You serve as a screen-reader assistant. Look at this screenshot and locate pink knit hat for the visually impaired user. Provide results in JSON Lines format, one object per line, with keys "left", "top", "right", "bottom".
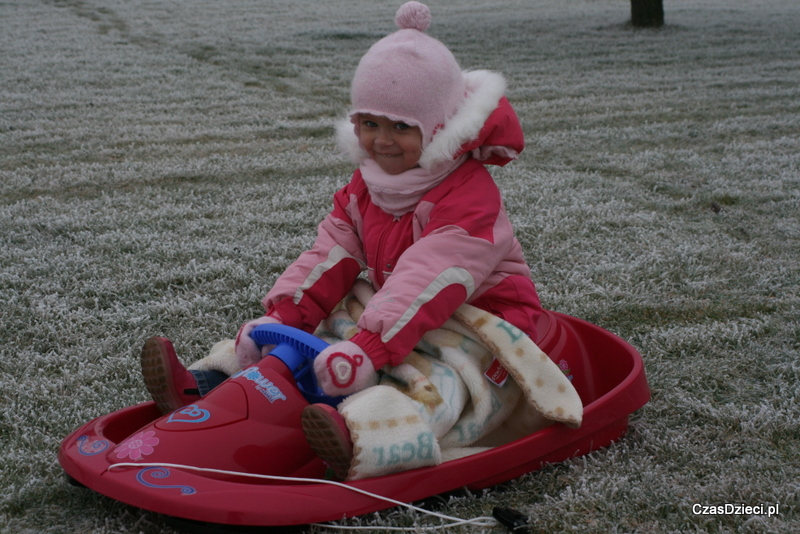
{"left": 350, "top": 2, "right": 465, "bottom": 145}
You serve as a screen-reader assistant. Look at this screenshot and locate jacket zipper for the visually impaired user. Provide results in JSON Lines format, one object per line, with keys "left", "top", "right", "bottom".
{"left": 374, "top": 216, "right": 400, "bottom": 287}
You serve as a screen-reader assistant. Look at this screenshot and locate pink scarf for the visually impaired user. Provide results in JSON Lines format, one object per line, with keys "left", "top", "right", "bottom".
{"left": 360, "top": 155, "right": 467, "bottom": 216}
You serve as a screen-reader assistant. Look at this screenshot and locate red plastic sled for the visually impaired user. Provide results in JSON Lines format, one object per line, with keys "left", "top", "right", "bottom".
{"left": 59, "top": 310, "right": 649, "bottom": 528}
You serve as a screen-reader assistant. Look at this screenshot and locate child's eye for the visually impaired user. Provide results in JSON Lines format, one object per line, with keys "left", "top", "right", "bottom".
{"left": 394, "top": 122, "right": 411, "bottom": 130}
{"left": 363, "top": 120, "right": 378, "bottom": 128}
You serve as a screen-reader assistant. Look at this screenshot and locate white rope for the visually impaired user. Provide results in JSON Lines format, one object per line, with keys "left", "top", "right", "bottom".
{"left": 108, "top": 462, "right": 498, "bottom": 531}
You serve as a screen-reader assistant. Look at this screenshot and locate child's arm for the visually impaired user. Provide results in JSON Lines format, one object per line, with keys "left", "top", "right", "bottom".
{"left": 263, "top": 180, "right": 366, "bottom": 331}
{"left": 354, "top": 168, "right": 527, "bottom": 367}
{"left": 314, "top": 168, "right": 531, "bottom": 396}
{"left": 235, "top": 314, "right": 282, "bottom": 369}
{"left": 233, "top": 179, "right": 367, "bottom": 369}
{"left": 313, "top": 340, "right": 379, "bottom": 395}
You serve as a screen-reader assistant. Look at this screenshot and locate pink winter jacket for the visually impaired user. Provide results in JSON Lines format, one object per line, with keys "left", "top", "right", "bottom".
{"left": 263, "top": 71, "right": 542, "bottom": 368}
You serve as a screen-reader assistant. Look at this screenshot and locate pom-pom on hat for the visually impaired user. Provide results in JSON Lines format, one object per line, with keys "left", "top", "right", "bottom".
{"left": 350, "top": 2, "right": 465, "bottom": 146}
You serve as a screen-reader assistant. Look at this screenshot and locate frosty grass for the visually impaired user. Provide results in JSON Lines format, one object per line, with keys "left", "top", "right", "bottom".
{"left": 1, "top": 0, "right": 798, "bottom": 532}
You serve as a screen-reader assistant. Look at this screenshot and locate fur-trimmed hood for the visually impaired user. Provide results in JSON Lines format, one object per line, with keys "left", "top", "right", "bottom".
{"left": 336, "top": 70, "right": 524, "bottom": 171}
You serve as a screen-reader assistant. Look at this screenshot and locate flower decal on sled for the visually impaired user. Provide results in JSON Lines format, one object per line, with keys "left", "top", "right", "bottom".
{"left": 114, "top": 430, "right": 159, "bottom": 460}
{"left": 558, "top": 359, "right": 574, "bottom": 382}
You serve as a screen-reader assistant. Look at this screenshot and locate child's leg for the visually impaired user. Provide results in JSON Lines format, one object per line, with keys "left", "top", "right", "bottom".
{"left": 141, "top": 338, "right": 238, "bottom": 414}
{"left": 338, "top": 385, "right": 443, "bottom": 480}
{"left": 301, "top": 386, "right": 442, "bottom": 481}
{"left": 187, "top": 339, "right": 241, "bottom": 377}
{"left": 141, "top": 337, "right": 203, "bottom": 414}
{"left": 300, "top": 354, "right": 470, "bottom": 481}
{"left": 301, "top": 404, "right": 354, "bottom": 481}
{"left": 189, "top": 369, "right": 229, "bottom": 396}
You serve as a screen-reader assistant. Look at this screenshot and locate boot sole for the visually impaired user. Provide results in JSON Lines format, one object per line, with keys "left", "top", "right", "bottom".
{"left": 140, "top": 337, "right": 184, "bottom": 415}
{"left": 301, "top": 405, "right": 353, "bottom": 481}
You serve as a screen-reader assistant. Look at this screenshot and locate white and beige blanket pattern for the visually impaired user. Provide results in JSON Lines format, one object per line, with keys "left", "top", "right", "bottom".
{"left": 191, "top": 279, "right": 582, "bottom": 480}
{"left": 315, "top": 280, "right": 582, "bottom": 480}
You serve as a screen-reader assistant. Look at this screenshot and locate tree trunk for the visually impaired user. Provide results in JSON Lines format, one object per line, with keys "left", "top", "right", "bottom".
{"left": 630, "top": 0, "right": 664, "bottom": 27}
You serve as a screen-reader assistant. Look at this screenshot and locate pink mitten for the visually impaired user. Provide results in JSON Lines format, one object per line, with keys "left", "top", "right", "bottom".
{"left": 235, "top": 315, "right": 281, "bottom": 369}
{"left": 314, "top": 341, "right": 379, "bottom": 397}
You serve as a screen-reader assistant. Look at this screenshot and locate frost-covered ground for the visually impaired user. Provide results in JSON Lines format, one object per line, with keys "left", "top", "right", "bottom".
{"left": 1, "top": 0, "right": 799, "bottom": 532}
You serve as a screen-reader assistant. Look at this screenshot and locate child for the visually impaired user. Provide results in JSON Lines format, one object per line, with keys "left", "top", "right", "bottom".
{"left": 142, "top": 1, "right": 562, "bottom": 480}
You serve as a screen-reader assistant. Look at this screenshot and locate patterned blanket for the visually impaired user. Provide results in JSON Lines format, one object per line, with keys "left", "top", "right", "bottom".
{"left": 314, "top": 280, "right": 582, "bottom": 479}
{"left": 192, "top": 279, "right": 583, "bottom": 479}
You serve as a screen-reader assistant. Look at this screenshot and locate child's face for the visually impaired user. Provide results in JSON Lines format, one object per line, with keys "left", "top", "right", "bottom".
{"left": 357, "top": 114, "right": 423, "bottom": 175}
